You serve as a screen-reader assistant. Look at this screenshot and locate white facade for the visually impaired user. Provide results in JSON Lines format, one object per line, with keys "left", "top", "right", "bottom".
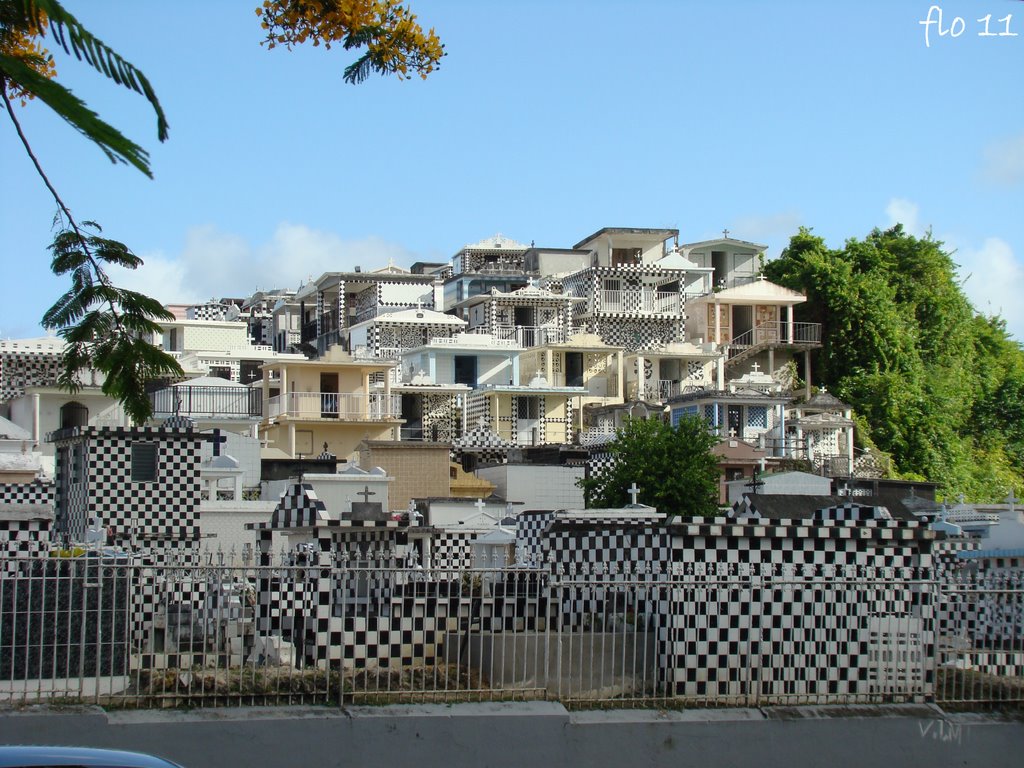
{"left": 476, "top": 464, "right": 585, "bottom": 511}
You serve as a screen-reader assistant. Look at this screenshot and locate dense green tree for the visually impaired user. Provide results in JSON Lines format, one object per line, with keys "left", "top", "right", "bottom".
{"left": 765, "top": 226, "right": 1024, "bottom": 501}
{"left": 577, "top": 416, "right": 720, "bottom": 519}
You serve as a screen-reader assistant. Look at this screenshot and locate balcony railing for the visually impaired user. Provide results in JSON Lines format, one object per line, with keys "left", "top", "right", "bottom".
{"left": 267, "top": 392, "right": 401, "bottom": 421}
{"left": 484, "top": 325, "right": 567, "bottom": 347}
{"left": 729, "top": 321, "right": 822, "bottom": 351}
{"left": 150, "top": 386, "right": 262, "bottom": 419}
{"left": 642, "top": 379, "right": 709, "bottom": 402}
{"left": 598, "top": 290, "right": 681, "bottom": 315}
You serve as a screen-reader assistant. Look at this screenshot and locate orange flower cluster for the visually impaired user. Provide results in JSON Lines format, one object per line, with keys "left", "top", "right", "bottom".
{"left": 0, "top": 10, "right": 57, "bottom": 103}
{"left": 256, "top": 0, "right": 444, "bottom": 81}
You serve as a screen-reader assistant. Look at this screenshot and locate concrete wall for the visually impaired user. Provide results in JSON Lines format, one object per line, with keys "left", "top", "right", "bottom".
{"left": 199, "top": 501, "right": 275, "bottom": 552}
{"left": 477, "top": 464, "right": 584, "bottom": 510}
{"left": 3, "top": 705, "right": 1018, "bottom": 768}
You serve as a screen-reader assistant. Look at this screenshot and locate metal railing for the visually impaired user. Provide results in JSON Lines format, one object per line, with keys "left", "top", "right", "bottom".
{"left": 641, "top": 379, "right": 709, "bottom": 402}
{"left": 598, "top": 290, "right": 681, "bottom": 315}
{"left": 150, "top": 386, "right": 262, "bottom": 419}
{"left": 1, "top": 555, "right": 1019, "bottom": 710}
{"left": 728, "top": 321, "right": 822, "bottom": 352}
{"left": 267, "top": 392, "right": 401, "bottom": 420}
{"left": 482, "top": 326, "right": 568, "bottom": 347}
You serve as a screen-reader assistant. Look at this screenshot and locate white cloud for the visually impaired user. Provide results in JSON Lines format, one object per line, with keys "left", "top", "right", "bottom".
{"left": 108, "top": 223, "right": 421, "bottom": 304}
{"left": 980, "top": 133, "right": 1024, "bottom": 185}
{"left": 885, "top": 198, "right": 922, "bottom": 236}
{"left": 728, "top": 211, "right": 803, "bottom": 242}
{"left": 957, "top": 236, "right": 1024, "bottom": 340}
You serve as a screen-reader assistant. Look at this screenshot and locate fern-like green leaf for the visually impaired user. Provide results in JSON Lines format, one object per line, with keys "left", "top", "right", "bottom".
{"left": 0, "top": 53, "right": 153, "bottom": 175}
{"left": 15, "top": 0, "right": 169, "bottom": 142}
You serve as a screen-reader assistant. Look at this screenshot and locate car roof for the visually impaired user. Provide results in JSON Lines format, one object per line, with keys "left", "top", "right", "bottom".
{"left": 0, "top": 746, "right": 183, "bottom": 768}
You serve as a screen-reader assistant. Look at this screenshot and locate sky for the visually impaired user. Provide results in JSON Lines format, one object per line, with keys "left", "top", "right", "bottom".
{"left": 2, "top": 0, "right": 1023, "bottom": 340}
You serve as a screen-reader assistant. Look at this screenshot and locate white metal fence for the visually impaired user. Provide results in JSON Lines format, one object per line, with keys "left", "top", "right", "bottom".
{"left": 0, "top": 554, "right": 1020, "bottom": 710}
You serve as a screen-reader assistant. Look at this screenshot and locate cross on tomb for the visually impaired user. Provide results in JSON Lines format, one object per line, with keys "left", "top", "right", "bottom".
{"left": 358, "top": 485, "right": 376, "bottom": 503}
{"left": 722, "top": 229, "right": 730, "bottom": 239}
{"left": 526, "top": 276, "right": 535, "bottom": 289}
{"left": 627, "top": 482, "right": 641, "bottom": 505}
{"left": 1005, "top": 489, "right": 1018, "bottom": 513}
{"left": 728, "top": 428, "right": 737, "bottom": 438}
{"left": 750, "top": 362, "right": 761, "bottom": 373}
{"left": 415, "top": 299, "right": 423, "bottom": 311}
{"left": 211, "top": 428, "right": 227, "bottom": 457}
{"left": 474, "top": 497, "right": 487, "bottom": 514}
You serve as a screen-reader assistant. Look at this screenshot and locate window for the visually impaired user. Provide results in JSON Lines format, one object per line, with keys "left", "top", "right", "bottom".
{"left": 240, "top": 360, "right": 261, "bottom": 384}
{"left": 60, "top": 401, "right": 89, "bottom": 430}
{"left": 565, "top": 352, "right": 584, "bottom": 387}
{"left": 747, "top": 406, "right": 768, "bottom": 429}
{"left": 516, "top": 397, "right": 540, "bottom": 420}
{"left": 131, "top": 443, "right": 158, "bottom": 482}
{"left": 454, "top": 355, "right": 478, "bottom": 387}
{"left": 611, "top": 248, "right": 641, "bottom": 267}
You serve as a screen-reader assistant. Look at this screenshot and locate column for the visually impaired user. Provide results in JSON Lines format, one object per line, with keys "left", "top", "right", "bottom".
{"left": 787, "top": 305, "right": 794, "bottom": 343}
{"left": 288, "top": 423, "right": 296, "bottom": 458}
{"left": 804, "top": 350, "right": 812, "bottom": 399}
{"left": 636, "top": 353, "right": 645, "bottom": 400}
{"left": 846, "top": 410, "right": 855, "bottom": 476}
{"left": 714, "top": 301, "right": 721, "bottom": 345}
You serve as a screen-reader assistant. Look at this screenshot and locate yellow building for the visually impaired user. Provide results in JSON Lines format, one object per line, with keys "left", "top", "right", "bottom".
{"left": 260, "top": 347, "right": 402, "bottom": 461}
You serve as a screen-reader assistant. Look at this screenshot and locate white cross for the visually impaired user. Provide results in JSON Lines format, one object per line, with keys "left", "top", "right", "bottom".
{"left": 751, "top": 362, "right": 761, "bottom": 373}
{"left": 526, "top": 276, "right": 535, "bottom": 288}
{"left": 1006, "top": 489, "right": 1018, "bottom": 512}
{"left": 627, "top": 482, "right": 641, "bottom": 505}
{"left": 415, "top": 299, "right": 423, "bottom": 311}
{"left": 728, "top": 428, "right": 737, "bottom": 438}
{"left": 474, "top": 498, "right": 487, "bottom": 514}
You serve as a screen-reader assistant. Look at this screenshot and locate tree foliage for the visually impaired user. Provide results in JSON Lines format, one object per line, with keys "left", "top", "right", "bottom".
{"left": 1, "top": 0, "right": 168, "bottom": 176}
{"left": 3, "top": 0, "right": 442, "bottom": 424}
{"left": 42, "top": 222, "right": 183, "bottom": 424}
{"left": 257, "top": 0, "right": 444, "bottom": 84}
{"left": 765, "top": 226, "right": 1024, "bottom": 501}
{"left": 578, "top": 417, "right": 721, "bottom": 520}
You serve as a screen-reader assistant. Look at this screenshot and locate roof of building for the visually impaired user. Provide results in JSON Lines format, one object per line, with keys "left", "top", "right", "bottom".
{"left": 737, "top": 493, "right": 918, "bottom": 521}
{"left": 460, "top": 233, "right": 531, "bottom": 252}
{"left": 0, "top": 415, "right": 31, "bottom": 441}
{"left": 689, "top": 279, "right": 807, "bottom": 304}
{"left": 681, "top": 236, "right": 768, "bottom": 251}
{"left": 363, "top": 307, "right": 466, "bottom": 326}
{"left": 800, "top": 389, "right": 852, "bottom": 411}
{"left": 573, "top": 227, "right": 679, "bottom": 250}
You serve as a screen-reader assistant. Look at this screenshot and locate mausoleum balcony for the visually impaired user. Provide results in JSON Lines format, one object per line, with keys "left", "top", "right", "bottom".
{"left": 267, "top": 391, "right": 402, "bottom": 422}
{"left": 150, "top": 385, "right": 263, "bottom": 419}
{"left": 597, "top": 290, "right": 681, "bottom": 315}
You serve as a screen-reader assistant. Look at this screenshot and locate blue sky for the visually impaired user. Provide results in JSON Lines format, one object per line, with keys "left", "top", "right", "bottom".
{"left": 2, "top": 0, "right": 1023, "bottom": 339}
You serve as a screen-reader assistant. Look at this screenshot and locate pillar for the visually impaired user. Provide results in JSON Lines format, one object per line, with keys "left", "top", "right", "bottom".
{"left": 846, "top": 410, "right": 855, "bottom": 476}
{"left": 804, "top": 350, "right": 812, "bottom": 399}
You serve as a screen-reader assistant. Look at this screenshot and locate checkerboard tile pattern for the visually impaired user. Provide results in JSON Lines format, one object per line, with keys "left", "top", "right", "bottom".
{"left": 0, "top": 520, "right": 52, "bottom": 572}
{"left": 50, "top": 426, "right": 203, "bottom": 546}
